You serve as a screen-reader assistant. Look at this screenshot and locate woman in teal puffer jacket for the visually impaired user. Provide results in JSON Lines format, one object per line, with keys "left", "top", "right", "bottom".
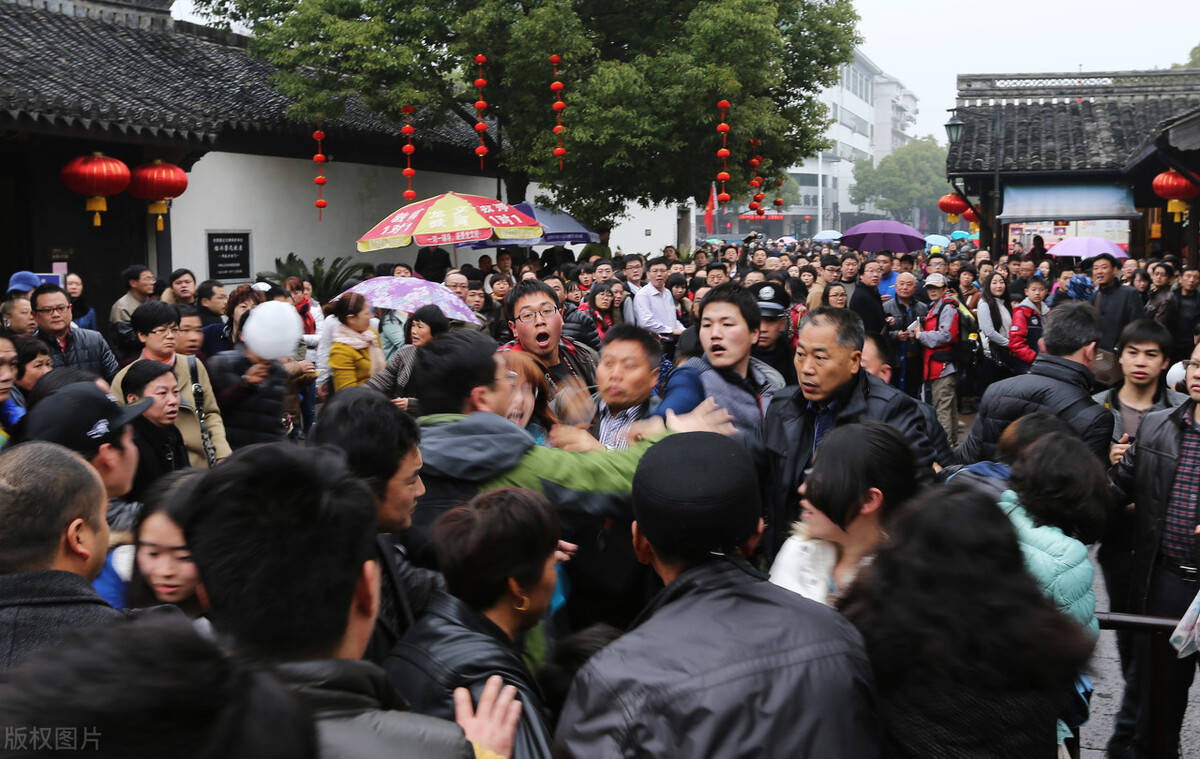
{"left": 1002, "top": 430, "right": 1110, "bottom": 748}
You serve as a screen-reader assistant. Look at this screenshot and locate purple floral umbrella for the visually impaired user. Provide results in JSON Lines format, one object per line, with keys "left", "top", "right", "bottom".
{"left": 333, "top": 276, "right": 482, "bottom": 324}
{"left": 840, "top": 220, "right": 925, "bottom": 253}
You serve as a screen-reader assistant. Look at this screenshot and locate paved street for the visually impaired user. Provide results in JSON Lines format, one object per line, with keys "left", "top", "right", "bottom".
{"left": 1082, "top": 550, "right": 1200, "bottom": 757}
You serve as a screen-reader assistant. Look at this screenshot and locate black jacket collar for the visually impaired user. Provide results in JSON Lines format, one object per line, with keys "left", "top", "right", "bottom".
{"left": 631, "top": 556, "right": 765, "bottom": 630}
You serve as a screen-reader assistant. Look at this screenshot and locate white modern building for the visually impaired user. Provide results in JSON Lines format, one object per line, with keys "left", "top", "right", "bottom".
{"left": 786, "top": 49, "right": 918, "bottom": 237}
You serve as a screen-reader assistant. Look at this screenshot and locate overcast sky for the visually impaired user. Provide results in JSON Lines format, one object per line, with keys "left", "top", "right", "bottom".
{"left": 852, "top": 0, "right": 1200, "bottom": 141}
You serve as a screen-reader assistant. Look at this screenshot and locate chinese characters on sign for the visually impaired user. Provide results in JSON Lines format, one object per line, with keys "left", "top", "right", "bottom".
{"left": 206, "top": 232, "right": 251, "bottom": 280}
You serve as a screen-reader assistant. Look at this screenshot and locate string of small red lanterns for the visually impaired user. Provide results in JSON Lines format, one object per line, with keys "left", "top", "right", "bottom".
{"left": 312, "top": 125, "right": 327, "bottom": 220}
{"left": 715, "top": 100, "right": 731, "bottom": 207}
{"left": 401, "top": 105, "right": 417, "bottom": 201}
{"left": 550, "top": 55, "right": 566, "bottom": 170}
{"left": 773, "top": 178, "right": 784, "bottom": 210}
{"left": 748, "top": 140, "right": 765, "bottom": 216}
{"left": 473, "top": 55, "right": 489, "bottom": 170}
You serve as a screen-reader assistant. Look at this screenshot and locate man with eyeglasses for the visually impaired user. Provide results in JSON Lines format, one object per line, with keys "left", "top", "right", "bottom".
{"left": 500, "top": 280, "right": 598, "bottom": 408}
{"left": 109, "top": 301, "right": 231, "bottom": 468}
{"left": 30, "top": 283, "right": 117, "bottom": 381}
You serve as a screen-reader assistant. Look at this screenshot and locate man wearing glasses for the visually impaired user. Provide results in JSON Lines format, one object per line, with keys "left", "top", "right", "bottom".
{"left": 500, "top": 280, "right": 598, "bottom": 408}
{"left": 109, "top": 300, "right": 231, "bottom": 468}
{"left": 30, "top": 283, "right": 118, "bottom": 381}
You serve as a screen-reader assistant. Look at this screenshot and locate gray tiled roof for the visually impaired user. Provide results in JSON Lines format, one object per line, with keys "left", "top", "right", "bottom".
{"left": 0, "top": 2, "right": 485, "bottom": 149}
{"left": 946, "top": 71, "right": 1200, "bottom": 175}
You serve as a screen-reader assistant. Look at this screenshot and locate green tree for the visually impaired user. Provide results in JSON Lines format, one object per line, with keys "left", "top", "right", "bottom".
{"left": 194, "top": 0, "right": 859, "bottom": 228}
{"left": 256, "top": 252, "right": 374, "bottom": 303}
{"left": 1173, "top": 43, "right": 1200, "bottom": 68}
{"left": 850, "top": 136, "right": 948, "bottom": 224}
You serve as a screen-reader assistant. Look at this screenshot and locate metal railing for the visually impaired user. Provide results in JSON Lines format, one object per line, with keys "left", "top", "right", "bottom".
{"left": 1095, "top": 612, "right": 1181, "bottom": 759}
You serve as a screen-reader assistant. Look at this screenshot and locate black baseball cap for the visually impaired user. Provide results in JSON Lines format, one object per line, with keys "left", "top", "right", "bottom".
{"left": 24, "top": 383, "right": 150, "bottom": 456}
{"left": 747, "top": 281, "right": 789, "bottom": 318}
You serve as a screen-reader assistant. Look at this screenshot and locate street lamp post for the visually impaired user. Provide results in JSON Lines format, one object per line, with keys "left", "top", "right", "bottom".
{"left": 945, "top": 107, "right": 1003, "bottom": 253}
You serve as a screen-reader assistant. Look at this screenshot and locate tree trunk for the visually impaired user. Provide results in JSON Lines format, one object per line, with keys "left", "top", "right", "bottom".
{"left": 503, "top": 171, "right": 530, "bottom": 204}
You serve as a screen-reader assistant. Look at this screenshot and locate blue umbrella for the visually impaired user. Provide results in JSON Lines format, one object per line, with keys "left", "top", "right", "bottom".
{"left": 456, "top": 202, "right": 599, "bottom": 248}
{"left": 925, "top": 234, "right": 950, "bottom": 249}
{"left": 841, "top": 220, "right": 925, "bottom": 253}
{"left": 950, "top": 230, "right": 971, "bottom": 240}
{"left": 812, "top": 229, "right": 842, "bottom": 243}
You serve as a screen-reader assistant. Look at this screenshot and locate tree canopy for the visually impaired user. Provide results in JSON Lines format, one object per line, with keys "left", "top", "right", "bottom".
{"left": 193, "top": 0, "right": 859, "bottom": 227}
{"left": 849, "top": 137, "right": 948, "bottom": 225}
{"left": 1173, "top": 42, "right": 1200, "bottom": 69}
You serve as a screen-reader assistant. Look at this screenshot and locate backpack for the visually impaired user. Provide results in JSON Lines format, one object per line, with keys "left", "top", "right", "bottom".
{"left": 931, "top": 299, "right": 980, "bottom": 369}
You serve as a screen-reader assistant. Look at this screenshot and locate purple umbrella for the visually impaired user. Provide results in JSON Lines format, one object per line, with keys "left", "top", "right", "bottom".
{"left": 1045, "top": 237, "right": 1129, "bottom": 259}
{"left": 840, "top": 220, "right": 925, "bottom": 253}
{"left": 333, "top": 276, "right": 482, "bottom": 324}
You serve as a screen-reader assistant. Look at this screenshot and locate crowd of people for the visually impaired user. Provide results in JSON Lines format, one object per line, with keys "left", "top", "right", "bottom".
{"left": 0, "top": 229, "right": 1197, "bottom": 758}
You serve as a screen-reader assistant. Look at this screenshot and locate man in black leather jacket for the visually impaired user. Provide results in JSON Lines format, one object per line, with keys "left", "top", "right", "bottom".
{"left": 183, "top": 443, "right": 516, "bottom": 759}
{"left": 956, "top": 301, "right": 1112, "bottom": 465}
{"left": 745, "top": 307, "right": 935, "bottom": 560}
{"left": 556, "top": 433, "right": 880, "bottom": 757}
{"left": 1108, "top": 347, "right": 1200, "bottom": 758}
{"left": 311, "top": 388, "right": 445, "bottom": 666}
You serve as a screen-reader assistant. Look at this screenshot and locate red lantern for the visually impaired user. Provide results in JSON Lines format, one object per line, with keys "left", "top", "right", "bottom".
{"left": 716, "top": 171, "right": 730, "bottom": 182}
{"left": 717, "top": 148, "right": 731, "bottom": 159}
{"left": 717, "top": 192, "right": 731, "bottom": 203}
{"left": 403, "top": 190, "right": 417, "bottom": 201}
{"left": 128, "top": 160, "right": 188, "bottom": 232}
{"left": 748, "top": 201, "right": 760, "bottom": 211}
{"left": 315, "top": 198, "right": 328, "bottom": 209}
{"left": 474, "top": 122, "right": 488, "bottom": 133}
{"left": 475, "top": 145, "right": 489, "bottom": 157}
{"left": 553, "top": 147, "right": 567, "bottom": 158}
{"left": 754, "top": 192, "right": 765, "bottom": 202}
{"left": 773, "top": 198, "right": 784, "bottom": 207}
{"left": 309, "top": 125, "right": 329, "bottom": 220}
{"left": 716, "top": 123, "right": 730, "bottom": 134}
{"left": 938, "top": 193, "right": 969, "bottom": 223}
{"left": 61, "top": 153, "right": 130, "bottom": 227}
{"left": 1153, "top": 169, "right": 1200, "bottom": 222}
{"left": 961, "top": 207, "right": 978, "bottom": 223}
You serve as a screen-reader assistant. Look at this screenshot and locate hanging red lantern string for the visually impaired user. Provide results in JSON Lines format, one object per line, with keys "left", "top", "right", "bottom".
{"left": 312, "top": 124, "right": 328, "bottom": 220}
{"left": 473, "top": 55, "right": 489, "bottom": 170}
{"left": 550, "top": 55, "right": 566, "bottom": 171}
{"left": 400, "top": 105, "right": 417, "bottom": 201}
{"left": 715, "top": 100, "right": 731, "bottom": 207}
{"left": 748, "top": 141, "right": 765, "bottom": 215}
{"left": 773, "top": 178, "right": 784, "bottom": 208}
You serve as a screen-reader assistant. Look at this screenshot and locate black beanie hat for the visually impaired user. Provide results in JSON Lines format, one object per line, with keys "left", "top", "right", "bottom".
{"left": 632, "top": 432, "right": 760, "bottom": 559}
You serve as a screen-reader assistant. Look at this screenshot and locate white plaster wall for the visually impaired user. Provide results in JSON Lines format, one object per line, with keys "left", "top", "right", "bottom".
{"left": 169, "top": 152, "right": 501, "bottom": 282}
{"left": 609, "top": 203, "right": 684, "bottom": 258}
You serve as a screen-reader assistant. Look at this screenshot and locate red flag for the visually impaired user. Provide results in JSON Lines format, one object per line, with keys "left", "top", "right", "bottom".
{"left": 704, "top": 183, "right": 716, "bottom": 234}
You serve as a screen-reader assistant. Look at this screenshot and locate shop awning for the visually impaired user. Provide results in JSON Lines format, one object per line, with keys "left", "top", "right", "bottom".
{"left": 997, "top": 184, "right": 1142, "bottom": 223}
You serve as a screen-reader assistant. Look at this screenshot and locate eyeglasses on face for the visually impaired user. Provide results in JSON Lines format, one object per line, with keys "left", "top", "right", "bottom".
{"left": 34, "top": 304, "right": 70, "bottom": 314}
{"left": 514, "top": 306, "right": 558, "bottom": 324}
{"left": 149, "top": 325, "right": 180, "bottom": 336}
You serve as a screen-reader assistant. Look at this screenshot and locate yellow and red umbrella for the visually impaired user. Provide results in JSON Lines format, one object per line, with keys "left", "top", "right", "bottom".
{"left": 357, "top": 192, "right": 542, "bottom": 252}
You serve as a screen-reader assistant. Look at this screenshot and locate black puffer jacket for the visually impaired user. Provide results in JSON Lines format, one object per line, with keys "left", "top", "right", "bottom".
{"left": 554, "top": 557, "right": 880, "bottom": 758}
{"left": 561, "top": 302, "right": 601, "bottom": 352}
{"left": 206, "top": 345, "right": 289, "bottom": 449}
{"left": 955, "top": 354, "right": 1112, "bottom": 465}
{"left": 127, "top": 416, "right": 189, "bottom": 504}
{"left": 273, "top": 658, "right": 472, "bottom": 759}
{"left": 385, "top": 592, "right": 554, "bottom": 759}
{"left": 745, "top": 370, "right": 935, "bottom": 560}
{"left": 38, "top": 326, "right": 119, "bottom": 381}
{"left": 1110, "top": 402, "right": 1196, "bottom": 613}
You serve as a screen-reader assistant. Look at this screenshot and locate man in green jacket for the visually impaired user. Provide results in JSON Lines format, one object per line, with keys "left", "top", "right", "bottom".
{"left": 400, "top": 330, "right": 730, "bottom": 571}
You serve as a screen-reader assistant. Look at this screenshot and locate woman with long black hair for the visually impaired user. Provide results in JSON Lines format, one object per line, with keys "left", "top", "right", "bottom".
{"left": 839, "top": 482, "right": 1094, "bottom": 758}
{"left": 977, "top": 271, "right": 1015, "bottom": 392}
